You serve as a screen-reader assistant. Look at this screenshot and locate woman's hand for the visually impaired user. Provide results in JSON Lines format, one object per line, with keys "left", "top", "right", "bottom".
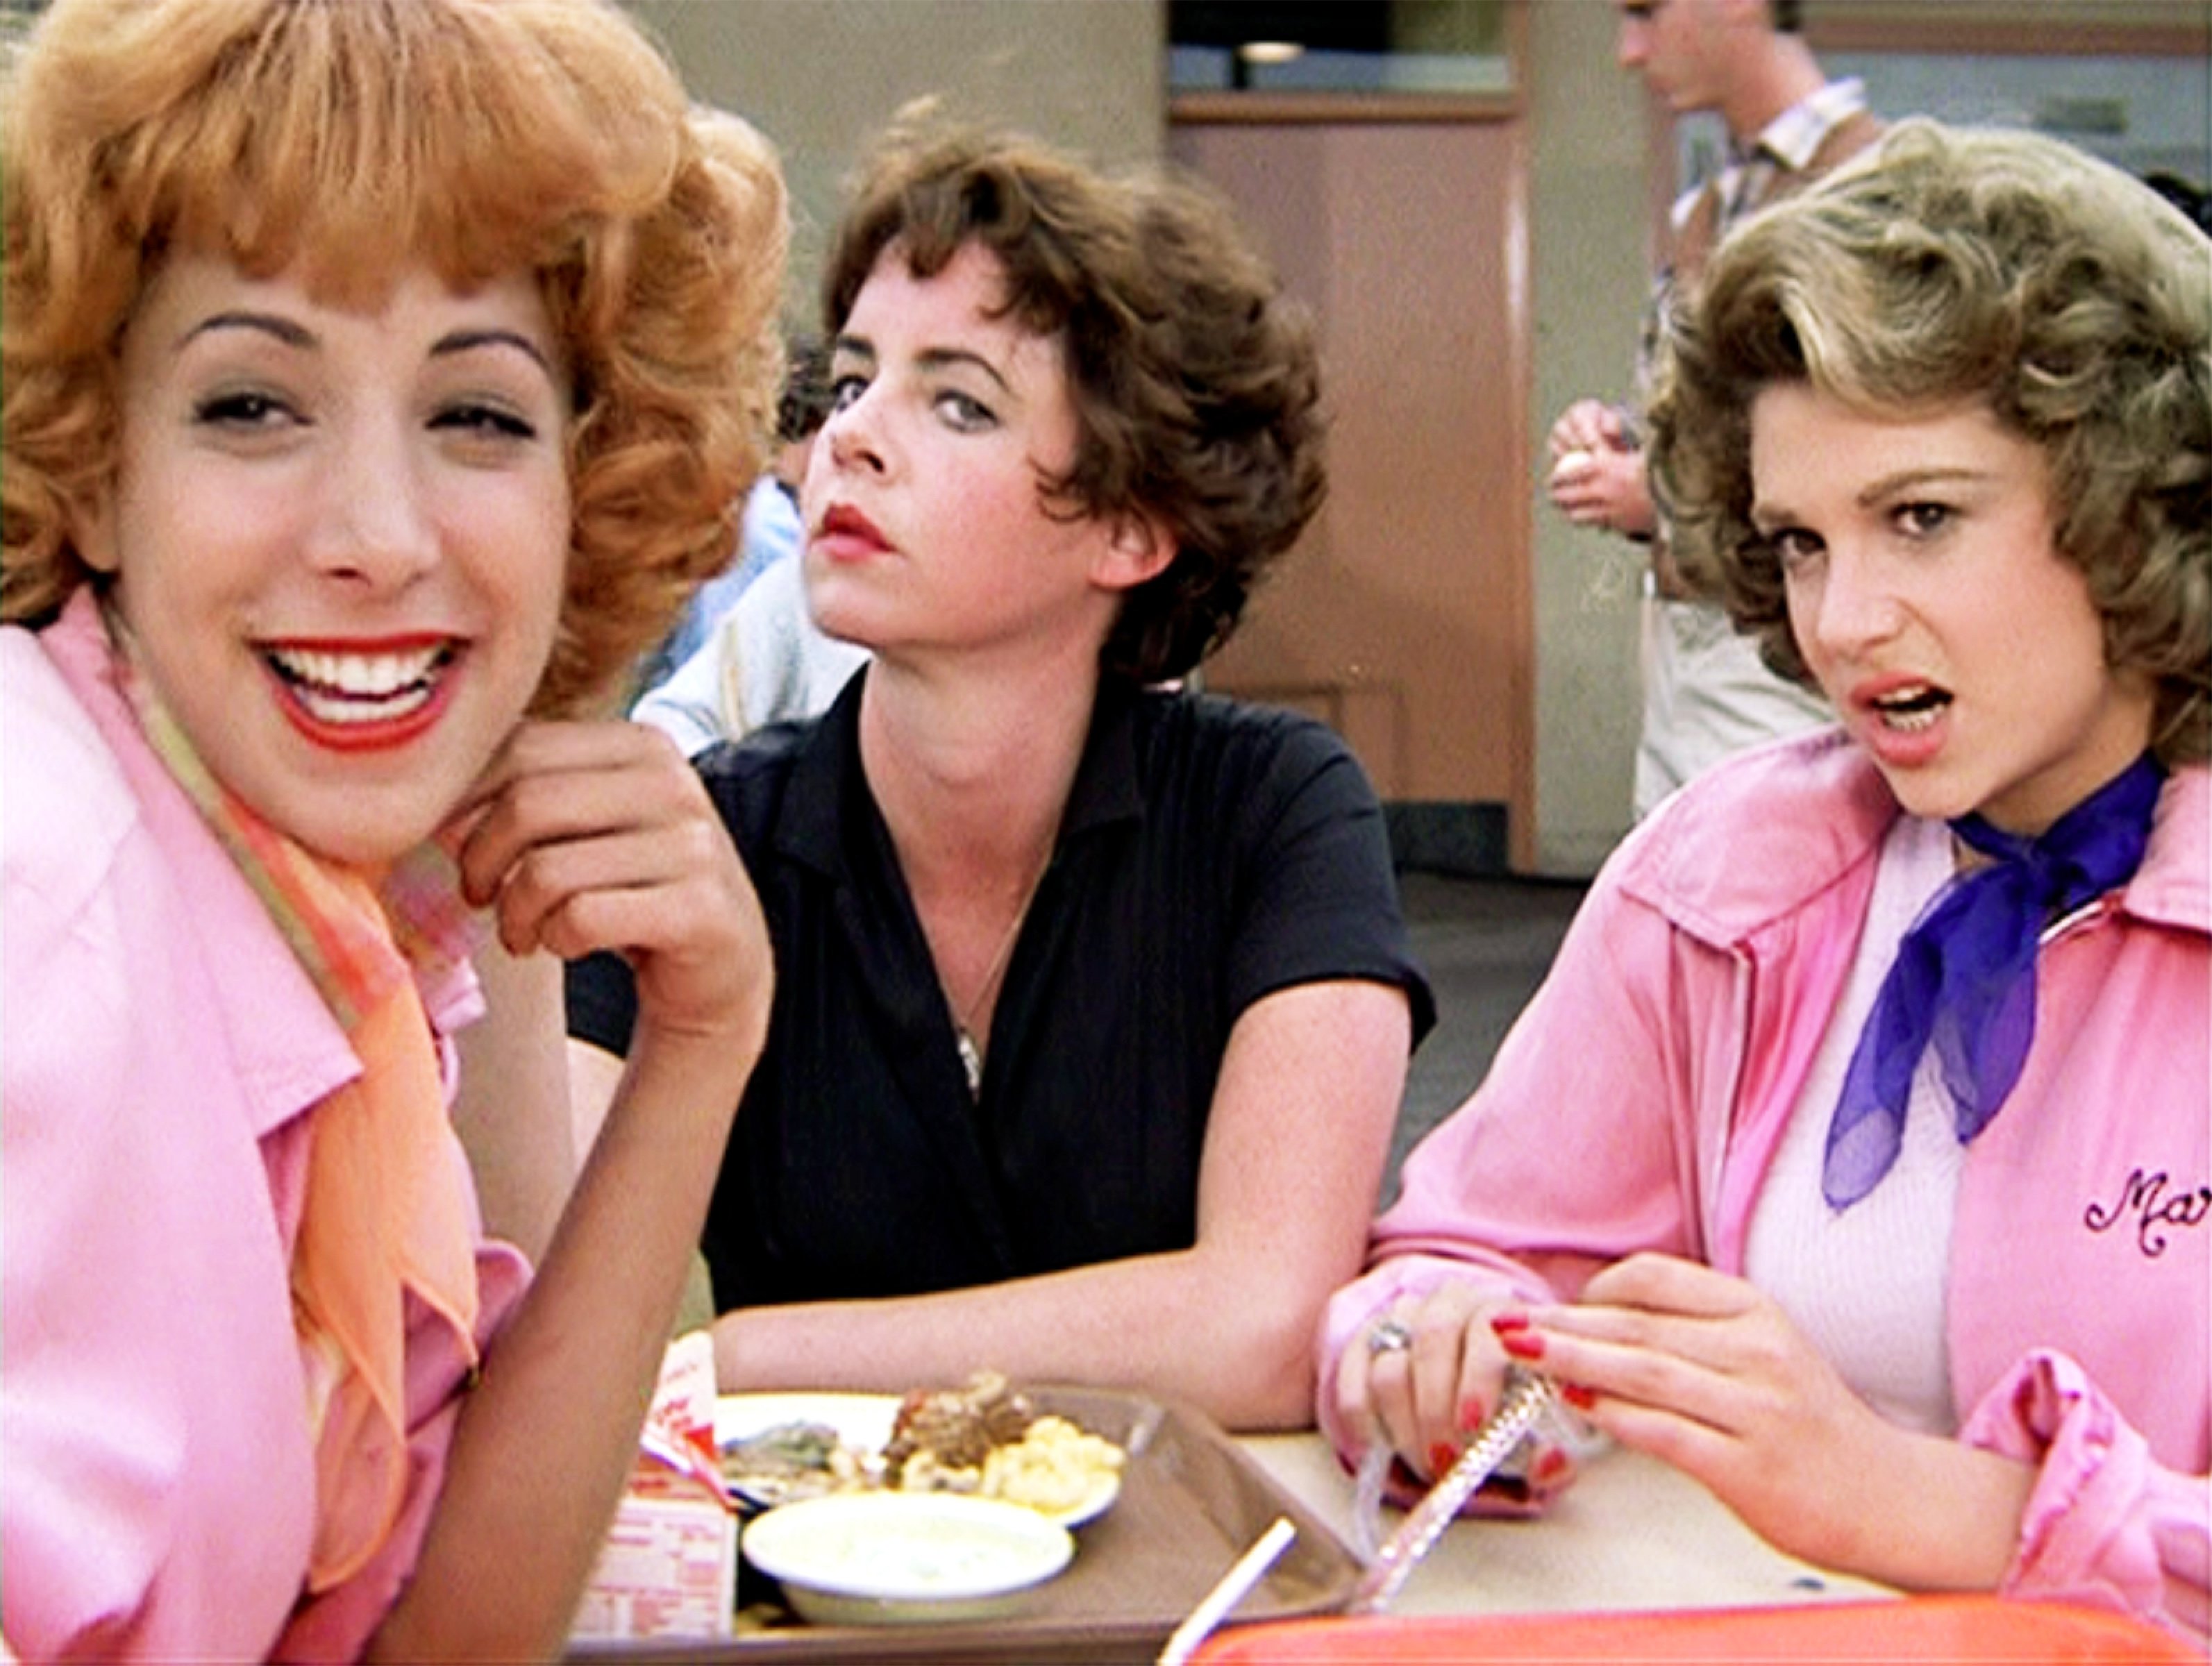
{"left": 445, "top": 719, "right": 771, "bottom": 1063}
{"left": 1497, "top": 1252, "right": 2031, "bottom": 1587}
{"left": 1337, "top": 1281, "right": 1524, "bottom": 1487}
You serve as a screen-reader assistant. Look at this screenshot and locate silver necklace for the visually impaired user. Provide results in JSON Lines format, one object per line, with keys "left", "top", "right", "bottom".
{"left": 948, "top": 882, "right": 1038, "bottom": 1100}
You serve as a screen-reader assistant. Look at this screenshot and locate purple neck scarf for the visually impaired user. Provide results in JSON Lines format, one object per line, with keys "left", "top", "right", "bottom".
{"left": 1823, "top": 754, "right": 2165, "bottom": 1210}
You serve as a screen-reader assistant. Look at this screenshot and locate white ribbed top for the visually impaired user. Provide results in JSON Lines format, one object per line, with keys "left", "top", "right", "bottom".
{"left": 1744, "top": 814, "right": 1964, "bottom": 1436}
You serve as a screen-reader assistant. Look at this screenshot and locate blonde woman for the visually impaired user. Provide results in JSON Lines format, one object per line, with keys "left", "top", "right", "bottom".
{"left": 1326, "top": 123, "right": 2208, "bottom": 1642}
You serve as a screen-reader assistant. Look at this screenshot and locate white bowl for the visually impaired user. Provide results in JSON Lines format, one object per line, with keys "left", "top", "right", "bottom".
{"left": 741, "top": 1490, "right": 1075, "bottom": 1626}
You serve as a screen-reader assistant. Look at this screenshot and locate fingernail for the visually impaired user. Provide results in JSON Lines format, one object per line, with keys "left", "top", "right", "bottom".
{"left": 1561, "top": 1382, "right": 1598, "bottom": 1411}
{"left": 1489, "top": 1311, "right": 1532, "bottom": 1334}
{"left": 1533, "top": 1445, "right": 1572, "bottom": 1484}
{"left": 1497, "top": 1329, "right": 1545, "bottom": 1362}
{"left": 1430, "top": 1442, "right": 1459, "bottom": 1476}
{"left": 1457, "top": 1396, "right": 1488, "bottom": 1435}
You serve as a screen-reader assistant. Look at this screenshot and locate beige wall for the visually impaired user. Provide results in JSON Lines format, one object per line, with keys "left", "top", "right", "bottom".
{"left": 1523, "top": 0, "right": 1650, "bottom": 873}
{"left": 624, "top": 0, "right": 1165, "bottom": 324}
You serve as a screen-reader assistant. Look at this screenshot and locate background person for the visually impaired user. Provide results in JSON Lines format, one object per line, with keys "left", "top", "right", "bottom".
{"left": 632, "top": 333, "right": 836, "bottom": 702}
{"left": 0, "top": 0, "right": 785, "bottom": 1658}
{"left": 1326, "top": 121, "right": 2209, "bottom": 1642}
{"left": 630, "top": 541, "right": 871, "bottom": 754}
{"left": 1546, "top": 0, "right": 1882, "bottom": 818}
{"left": 566, "top": 115, "right": 1433, "bottom": 1431}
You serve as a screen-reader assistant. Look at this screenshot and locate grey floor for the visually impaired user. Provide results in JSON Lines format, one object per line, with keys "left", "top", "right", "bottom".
{"left": 1382, "top": 870, "right": 1588, "bottom": 1206}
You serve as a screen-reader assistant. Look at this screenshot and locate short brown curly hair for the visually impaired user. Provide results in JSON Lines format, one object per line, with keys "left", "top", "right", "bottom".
{"left": 2, "top": 0, "right": 787, "bottom": 717}
{"left": 821, "top": 112, "right": 1325, "bottom": 685}
{"left": 1649, "top": 119, "right": 2211, "bottom": 764}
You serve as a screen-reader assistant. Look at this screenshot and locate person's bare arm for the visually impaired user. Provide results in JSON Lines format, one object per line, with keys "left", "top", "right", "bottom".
{"left": 701, "top": 979, "right": 1410, "bottom": 1431}
{"left": 367, "top": 721, "right": 771, "bottom": 1663}
{"left": 451, "top": 936, "right": 574, "bottom": 1265}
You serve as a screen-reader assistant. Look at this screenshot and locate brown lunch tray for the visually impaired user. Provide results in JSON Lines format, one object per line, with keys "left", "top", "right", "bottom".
{"left": 566, "top": 1384, "right": 1362, "bottom": 1665}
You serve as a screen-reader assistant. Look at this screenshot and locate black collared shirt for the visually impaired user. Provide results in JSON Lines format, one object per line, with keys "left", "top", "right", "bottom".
{"left": 567, "top": 671, "right": 1434, "bottom": 1309}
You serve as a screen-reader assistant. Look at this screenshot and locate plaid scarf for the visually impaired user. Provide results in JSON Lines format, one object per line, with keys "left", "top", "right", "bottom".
{"left": 108, "top": 607, "right": 482, "bottom": 1592}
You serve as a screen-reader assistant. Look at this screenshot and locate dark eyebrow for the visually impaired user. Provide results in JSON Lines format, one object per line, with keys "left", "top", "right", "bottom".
{"left": 834, "top": 332, "right": 1012, "bottom": 396}
{"left": 916, "top": 346, "right": 1012, "bottom": 394}
{"left": 1853, "top": 466, "right": 1988, "bottom": 507}
{"left": 1753, "top": 465, "right": 1993, "bottom": 530}
{"left": 177, "top": 310, "right": 313, "bottom": 352}
{"left": 175, "top": 314, "right": 555, "bottom": 379}
{"left": 433, "top": 328, "right": 557, "bottom": 378}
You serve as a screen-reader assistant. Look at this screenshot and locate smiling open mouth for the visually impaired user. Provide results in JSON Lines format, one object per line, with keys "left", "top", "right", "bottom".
{"left": 263, "top": 642, "right": 455, "bottom": 727}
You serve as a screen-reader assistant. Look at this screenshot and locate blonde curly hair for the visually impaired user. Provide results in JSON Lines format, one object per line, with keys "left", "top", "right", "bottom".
{"left": 1649, "top": 119, "right": 2211, "bottom": 764}
{"left": 2, "top": 0, "right": 788, "bottom": 716}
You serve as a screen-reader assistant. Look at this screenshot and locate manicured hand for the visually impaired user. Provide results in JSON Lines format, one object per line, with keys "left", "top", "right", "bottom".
{"left": 1338, "top": 1281, "right": 1522, "bottom": 1486}
{"left": 1494, "top": 1252, "right": 2029, "bottom": 1585}
{"left": 444, "top": 719, "right": 772, "bottom": 1056}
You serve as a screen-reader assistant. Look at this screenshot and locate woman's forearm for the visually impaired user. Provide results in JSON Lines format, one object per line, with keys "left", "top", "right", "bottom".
{"left": 714, "top": 1238, "right": 1342, "bottom": 1431}
{"left": 372, "top": 1023, "right": 758, "bottom": 1661}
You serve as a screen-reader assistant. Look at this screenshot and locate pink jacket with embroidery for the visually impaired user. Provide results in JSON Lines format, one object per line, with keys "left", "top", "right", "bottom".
{"left": 1, "top": 600, "right": 530, "bottom": 1663}
{"left": 1321, "top": 731, "right": 2210, "bottom": 1643}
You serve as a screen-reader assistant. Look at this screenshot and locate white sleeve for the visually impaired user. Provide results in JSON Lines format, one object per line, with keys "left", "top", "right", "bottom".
{"left": 629, "top": 622, "right": 733, "bottom": 757}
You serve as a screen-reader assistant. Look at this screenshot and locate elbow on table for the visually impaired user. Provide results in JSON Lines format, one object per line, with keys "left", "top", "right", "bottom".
{"left": 1197, "top": 1288, "right": 1330, "bottom": 1433}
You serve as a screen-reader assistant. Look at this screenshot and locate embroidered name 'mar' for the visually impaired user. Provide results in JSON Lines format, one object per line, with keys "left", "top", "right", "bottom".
{"left": 2084, "top": 1168, "right": 2212, "bottom": 1259}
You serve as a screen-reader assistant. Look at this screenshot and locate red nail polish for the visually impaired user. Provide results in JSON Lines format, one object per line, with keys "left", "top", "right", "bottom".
{"left": 1561, "top": 1382, "right": 1598, "bottom": 1411}
{"left": 1489, "top": 1311, "right": 1532, "bottom": 1334}
{"left": 1533, "top": 1445, "right": 1571, "bottom": 1483}
{"left": 1430, "top": 1442, "right": 1459, "bottom": 1476}
{"left": 1497, "top": 1328, "right": 1545, "bottom": 1361}
{"left": 1457, "top": 1396, "right": 1488, "bottom": 1435}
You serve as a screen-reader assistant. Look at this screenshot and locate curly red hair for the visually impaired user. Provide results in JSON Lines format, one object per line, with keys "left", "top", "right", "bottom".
{"left": 2, "top": 0, "right": 787, "bottom": 715}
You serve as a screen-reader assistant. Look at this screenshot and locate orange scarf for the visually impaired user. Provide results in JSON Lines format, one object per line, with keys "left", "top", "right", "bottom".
{"left": 110, "top": 609, "right": 482, "bottom": 1591}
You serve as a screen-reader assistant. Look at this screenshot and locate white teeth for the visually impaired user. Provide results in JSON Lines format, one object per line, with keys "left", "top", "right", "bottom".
{"left": 267, "top": 643, "right": 444, "bottom": 696}
{"left": 290, "top": 681, "right": 435, "bottom": 725}
{"left": 265, "top": 643, "right": 449, "bottom": 725}
{"left": 1868, "top": 684, "right": 1948, "bottom": 733}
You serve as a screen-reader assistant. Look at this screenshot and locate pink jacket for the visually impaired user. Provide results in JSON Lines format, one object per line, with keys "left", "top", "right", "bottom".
{"left": 1321, "top": 731, "right": 2210, "bottom": 1643}
{"left": 1, "top": 600, "right": 529, "bottom": 1664}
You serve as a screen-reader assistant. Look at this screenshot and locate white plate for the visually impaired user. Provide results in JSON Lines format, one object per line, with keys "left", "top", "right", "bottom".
{"left": 741, "top": 1490, "right": 1074, "bottom": 1626}
{"left": 714, "top": 1392, "right": 1121, "bottom": 1526}
{"left": 1029, "top": 1464, "right": 1121, "bottom": 1529}
{"left": 715, "top": 1393, "right": 901, "bottom": 1456}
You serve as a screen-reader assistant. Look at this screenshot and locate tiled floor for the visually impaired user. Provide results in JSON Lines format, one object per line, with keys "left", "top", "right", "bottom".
{"left": 1383, "top": 870, "right": 1588, "bottom": 1205}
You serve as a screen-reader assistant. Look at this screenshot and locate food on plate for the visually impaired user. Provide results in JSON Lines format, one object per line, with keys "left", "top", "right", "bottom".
{"left": 885, "top": 1373, "right": 1124, "bottom": 1515}
{"left": 886, "top": 1371, "right": 1038, "bottom": 1474}
{"left": 977, "top": 1416, "right": 1125, "bottom": 1516}
{"left": 718, "top": 1372, "right": 1124, "bottom": 1522}
{"left": 719, "top": 1419, "right": 873, "bottom": 1504}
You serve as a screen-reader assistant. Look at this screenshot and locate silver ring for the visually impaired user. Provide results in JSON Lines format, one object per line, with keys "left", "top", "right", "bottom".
{"left": 1366, "top": 1318, "right": 1414, "bottom": 1358}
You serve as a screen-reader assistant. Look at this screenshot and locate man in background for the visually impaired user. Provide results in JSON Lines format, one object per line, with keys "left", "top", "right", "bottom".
{"left": 1546, "top": 0, "right": 1882, "bottom": 817}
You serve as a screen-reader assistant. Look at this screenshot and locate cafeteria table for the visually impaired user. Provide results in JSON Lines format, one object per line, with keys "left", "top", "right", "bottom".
{"left": 1234, "top": 1429, "right": 1896, "bottom": 1616}
{"left": 572, "top": 1392, "right": 2201, "bottom": 1663}
{"left": 1209, "top": 1435, "right": 2200, "bottom": 1663}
